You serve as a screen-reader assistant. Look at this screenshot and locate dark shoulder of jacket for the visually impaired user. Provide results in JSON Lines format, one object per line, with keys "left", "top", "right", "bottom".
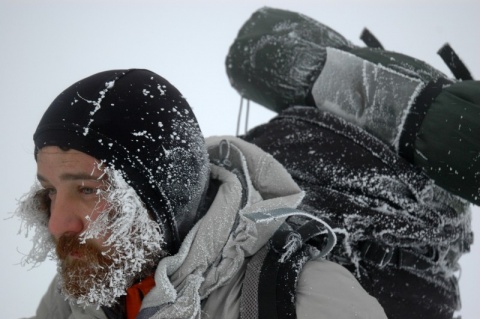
{"left": 102, "top": 297, "right": 127, "bottom": 319}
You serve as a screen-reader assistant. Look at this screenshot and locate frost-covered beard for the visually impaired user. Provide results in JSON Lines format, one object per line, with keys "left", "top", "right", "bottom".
{"left": 16, "top": 168, "right": 166, "bottom": 307}
{"left": 55, "top": 234, "right": 113, "bottom": 300}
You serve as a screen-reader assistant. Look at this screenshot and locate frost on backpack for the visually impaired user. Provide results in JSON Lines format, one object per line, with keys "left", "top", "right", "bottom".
{"left": 226, "top": 7, "right": 475, "bottom": 319}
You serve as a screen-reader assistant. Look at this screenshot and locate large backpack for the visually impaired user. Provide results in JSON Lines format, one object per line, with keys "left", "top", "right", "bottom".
{"left": 226, "top": 8, "right": 475, "bottom": 318}
{"left": 241, "top": 106, "right": 472, "bottom": 319}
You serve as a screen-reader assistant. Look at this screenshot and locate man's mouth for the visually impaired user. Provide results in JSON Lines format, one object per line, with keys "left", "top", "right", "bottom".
{"left": 67, "top": 250, "right": 84, "bottom": 260}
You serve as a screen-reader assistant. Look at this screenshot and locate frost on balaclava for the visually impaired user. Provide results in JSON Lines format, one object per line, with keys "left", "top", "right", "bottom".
{"left": 16, "top": 69, "right": 210, "bottom": 306}
{"left": 33, "top": 69, "right": 210, "bottom": 254}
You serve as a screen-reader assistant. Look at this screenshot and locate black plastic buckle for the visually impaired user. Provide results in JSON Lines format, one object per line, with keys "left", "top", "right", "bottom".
{"left": 360, "top": 241, "right": 395, "bottom": 269}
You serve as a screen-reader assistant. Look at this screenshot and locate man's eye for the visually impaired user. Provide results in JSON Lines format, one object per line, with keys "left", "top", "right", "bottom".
{"left": 80, "top": 187, "right": 96, "bottom": 195}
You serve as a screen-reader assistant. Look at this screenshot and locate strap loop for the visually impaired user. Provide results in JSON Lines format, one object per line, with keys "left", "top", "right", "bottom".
{"left": 437, "top": 43, "right": 473, "bottom": 81}
{"left": 360, "top": 28, "right": 384, "bottom": 49}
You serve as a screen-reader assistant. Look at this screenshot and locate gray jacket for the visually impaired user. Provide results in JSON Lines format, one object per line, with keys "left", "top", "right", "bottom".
{"left": 26, "top": 137, "right": 386, "bottom": 319}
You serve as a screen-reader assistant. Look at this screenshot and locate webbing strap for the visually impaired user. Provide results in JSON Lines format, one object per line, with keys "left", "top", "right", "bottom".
{"left": 360, "top": 28, "right": 384, "bottom": 49}
{"left": 296, "top": 220, "right": 336, "bottom": 258}
{"left": 359, "top": 240, "right": 439, "bottom": 271}
{"left": 243, "top": 207, "right": 303, "bottom": 222}
{"left": 244, "top": 207, "right": 337, "bottom": 256}
{"left": 275, "top": 248, "right": 310, "bottom": 317}
{"left": 438, "top": 43, "right": 473, "bottom": 81}
{"left": 258, "top": 240, "right": 310, "bottom": 319}
{"left": 236, "top": 97, "right": 251, "bottom": 136}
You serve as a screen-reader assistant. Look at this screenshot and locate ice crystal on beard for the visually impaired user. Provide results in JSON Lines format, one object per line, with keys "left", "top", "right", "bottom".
{"left": 15, "top": 167, "right": 166, "bottom": 308}
{"left": 15, "top": 182, "right": 55, "bottom": 267}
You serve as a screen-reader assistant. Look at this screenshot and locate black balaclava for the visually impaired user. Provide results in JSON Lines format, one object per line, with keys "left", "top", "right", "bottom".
{"left": 34, "top": 69, "right": 210, "bottom": 254}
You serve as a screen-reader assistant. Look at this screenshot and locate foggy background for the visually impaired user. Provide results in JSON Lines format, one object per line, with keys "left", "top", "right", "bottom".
{"left": 1, "top": 0, "right": 478, "bottom": 318}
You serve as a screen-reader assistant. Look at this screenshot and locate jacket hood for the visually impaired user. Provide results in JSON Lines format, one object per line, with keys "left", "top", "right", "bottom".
{"left": 138, "top": 136, "right": 305, "bottom": 318}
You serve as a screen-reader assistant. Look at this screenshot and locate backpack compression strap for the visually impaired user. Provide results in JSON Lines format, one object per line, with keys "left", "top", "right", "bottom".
{"left": 360, "top": 28, "right": 384, "bottom": 49}
{"left": 240, "top": 209, "right": 336, "bottom": 319}
{"left": 438, "top": 43, "right": 474, "bottom": 81}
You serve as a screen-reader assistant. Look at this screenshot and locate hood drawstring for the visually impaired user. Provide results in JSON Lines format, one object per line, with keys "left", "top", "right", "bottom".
{"left": 236, "top": 97, "right": 251, "bottom": 136}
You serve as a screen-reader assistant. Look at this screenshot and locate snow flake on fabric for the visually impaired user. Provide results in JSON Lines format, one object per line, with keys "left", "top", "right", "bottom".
{"left": 77, "top": 79, "right": 117, "bottom": 136}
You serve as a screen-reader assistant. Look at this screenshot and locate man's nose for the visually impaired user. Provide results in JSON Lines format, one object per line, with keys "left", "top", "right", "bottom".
{"left": 48, "top": 193, "right": 84, "bottom": 239}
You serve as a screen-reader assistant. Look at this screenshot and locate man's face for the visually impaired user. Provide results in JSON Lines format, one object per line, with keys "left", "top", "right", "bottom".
{"left": 36, "top": 146, "right": 113, "bottom": 298}
{"left": 34, "top": 146, "right": 164, "bottom": 306}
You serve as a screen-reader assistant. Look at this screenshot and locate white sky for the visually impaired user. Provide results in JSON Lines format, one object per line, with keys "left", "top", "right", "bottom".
{"left": 1, "top": 1, "right": 478, "bottom": 318}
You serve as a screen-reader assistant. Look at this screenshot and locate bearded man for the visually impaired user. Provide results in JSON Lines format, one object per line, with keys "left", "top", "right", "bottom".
{"left": 16, "top": 69, "right": 386, "bottom": 319}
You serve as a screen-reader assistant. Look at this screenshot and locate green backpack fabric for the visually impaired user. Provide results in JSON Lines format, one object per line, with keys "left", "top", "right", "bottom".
{"left": 226, "top": 7, "right": 480, "bottom": 205}
{"left": 416, "top": 80, "right": 480, "bottom": 204}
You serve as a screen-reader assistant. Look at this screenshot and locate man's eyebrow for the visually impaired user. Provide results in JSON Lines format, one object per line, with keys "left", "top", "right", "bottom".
{"left": 59, "top": 173, "right": 105, "bottom": 181}
{"left": 36, "top": 173, "right": 105, "bottom": 183}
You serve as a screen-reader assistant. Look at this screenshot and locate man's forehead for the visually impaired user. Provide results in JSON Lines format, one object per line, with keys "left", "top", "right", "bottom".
{"left": 36, "top": 146, "right": 106, "bottom": 177}
{"left": 38, "top": 146, "right": 100, "bottom": 161}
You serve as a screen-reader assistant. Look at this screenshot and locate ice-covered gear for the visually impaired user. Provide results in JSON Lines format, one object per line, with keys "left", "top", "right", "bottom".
{"left": 311, "top": 47, "right": 480, "bottom": 205}
{"left": 226, "top": 6, "right": 480, "bottom": 205}
{"left": 33, "top": 69, "right": 210, "bottom": 253}
{"left": 226, "top": 7, "right": 353, "bottom": 113}
{"left": 243, "top": 106, "right": 473, "bottom": 319}
{"left": 28, "top": 137, "right": 387, "bottom": 319}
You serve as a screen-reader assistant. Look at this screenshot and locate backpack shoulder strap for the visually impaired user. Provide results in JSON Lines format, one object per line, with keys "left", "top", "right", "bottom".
{"left": 240, "top": 223, "right": 310, "bottom": 319}
{"left": 240, "top": 211, "right": 336, "bottom": 319}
